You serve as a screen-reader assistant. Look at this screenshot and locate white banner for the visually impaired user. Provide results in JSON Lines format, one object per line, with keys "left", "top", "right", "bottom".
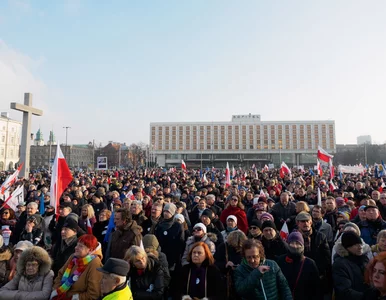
{"left": 338, "top": 165, "right": 365, "bottom": 174}
{"left": 2, "top": 185, "right": 24, "bottom": 211}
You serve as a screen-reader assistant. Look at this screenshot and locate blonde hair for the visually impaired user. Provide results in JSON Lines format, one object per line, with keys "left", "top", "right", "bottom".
{"left": 82, "top": 204, "right": 95, "bottom": 219}
{"left": 124, "top": 245, "right": 147, "bottom": 264}
{"left": 296, "top": 201, "right": 310, "bottom": 213}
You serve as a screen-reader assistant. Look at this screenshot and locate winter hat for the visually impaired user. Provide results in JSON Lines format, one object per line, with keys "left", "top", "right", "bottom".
{"left": 336, "top": 197, "right": 345, "bottom": 206}
{"left": 78, "top": 234, "right": 98, "bottom": 251}
{"left": 287, "top": 231, "right": 304, "bottom": 246}
{"left": 343, "top": 222, "right": 360, "bottom": 236}
{"left": 142, "top": 234, "right": 159, "bottom": 251}
{"left": 15, "top": 240, "right": 33, "bottom": 252}
{"left": 66, "top": 213, "right": 79, "bottom": 223}
{"left": 174, "top": 214, "right": 185, "bottom": 223}
{"left": 259, "top": 212, "right": 274, "bottom": 222}
{"left": 163, "top": 203, "right": 177, "bottom": 216}
{"left": 261, "top": 220, "right": 277, "bottom": 231}
{"left": 227, "top": 215, "right": 237, "bottom": 224}
{"left": 201, "top": 209, "right": 214, "bottom": 221}
{"left": 63, "top": 218, "right": 78, "bottom": 233}
{"left": 337, "top": 211, "right": 350, "bottom": 220}
{"left": 193, "top": 223, "right": 207, "bottom": 234}
{"left": 250, "top": 219, "right": 261, "bottom": 228}
{"left": 341, "top": 231, "right": 362, "bottom": 249}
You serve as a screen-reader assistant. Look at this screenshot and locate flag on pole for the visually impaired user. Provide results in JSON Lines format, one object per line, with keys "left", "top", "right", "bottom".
{"left": 317, "top": 160, "right": 323, "bottom": 176}
{"left": 317, "top": 187, "right": 322, "bottom": 206}
{"left": 1, "top": 184, "right": 24, "bottom": 211}
{"left": 317, "top": 146, "right": 333, "bottom": 163}
{"left": 225, "top": 162, "right": 231, "bottom": 188}
{"left": 263, "top": 165, "right": 269, "bottom": 172}
{"left": 50, "top": 144, "right": 73, "bottom": 220}
{"left": 181, "top": 160, "right": 187, "bottom": 171}
{"left": 329, "top": 159, "right": 334, "bottom": 179}
{"left": 280, "top": 162, "right": 291, "bottom": 179}
{"left": 39, "top": 192, "right": 45, "bottom": 215}
{"left": 280, "top": 222, "right": 289, "bottom": 241}
{"left": 0, "top": 163, "right": 23, "bottom": 195}
{"left": 232, "top": 166, "right": 236, "bottom": 179}
{"left": 86, "top": 218, "right": 93, "bottom": 234}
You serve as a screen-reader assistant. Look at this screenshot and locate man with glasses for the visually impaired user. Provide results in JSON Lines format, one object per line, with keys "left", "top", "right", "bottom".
{"left": 377, "top": 192, "right": 386, "bottom": 220}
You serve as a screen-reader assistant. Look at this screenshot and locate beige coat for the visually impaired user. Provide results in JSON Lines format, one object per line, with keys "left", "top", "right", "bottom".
{"left": 53, "top": 243, "right": 103, "bottom": 300}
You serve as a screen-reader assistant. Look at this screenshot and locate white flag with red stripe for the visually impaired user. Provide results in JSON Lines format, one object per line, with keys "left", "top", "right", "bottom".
{"left": 225, "top": 162, "right": 231, "bottom": 187}
{"left": 317, "top": 160, "right": 323, "bottom": 176}
{"left": 329, "top": 159, "right": 335, "bottom": 179}
{"left": 50, "top": 144, "right": 73, "bottom": 219}
{"left": 1, "top": 184, "right": 24, "bottom": 211}
{"left": 317, "top": 146, "right": 333, "bottom": 163}
{"left": 232, "top": 166, "right": 236, "bottom": 178}
{"left": 280, "top": 222, "right": 289, "bottom": 241}
{"left": 87, "top": 218, "right": 93, "bottom": 234}
{"left": 181, "top": 160, "right": 187, "bottom": 171}
{"left": 280, "top": 162, "right": 291, "bottom": 178}
{"left": 0, "top": 163, "right": 23, "bottom": 195}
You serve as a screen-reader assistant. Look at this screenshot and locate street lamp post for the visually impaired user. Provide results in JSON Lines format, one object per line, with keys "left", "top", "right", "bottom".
{"left": 63, "top": 126, "right": 71, "bottom": 166}
{"left": 279, "top": 140, "right": 282, "bottom": 164}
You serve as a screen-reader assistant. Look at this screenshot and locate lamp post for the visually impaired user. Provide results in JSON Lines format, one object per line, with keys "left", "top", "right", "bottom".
{"left": 63, "top": 126, "right": 71, "bottom": 166}
{"left": 279, "top": 140, "right": 282, "bottom": 164}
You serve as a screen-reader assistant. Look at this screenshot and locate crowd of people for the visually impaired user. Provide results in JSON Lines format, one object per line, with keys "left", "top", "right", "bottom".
{"left": 0, "top": 167, "right": 385, "bottom": 299}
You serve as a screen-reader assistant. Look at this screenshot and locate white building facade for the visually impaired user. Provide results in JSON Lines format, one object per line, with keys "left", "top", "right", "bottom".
{"left": 0, "top": 113, "right": 22, "bottom": 171}
{"left": 150, "top": 114, "right": 336, "bottom": 168}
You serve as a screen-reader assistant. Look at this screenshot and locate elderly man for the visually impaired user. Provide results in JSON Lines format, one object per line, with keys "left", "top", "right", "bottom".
{"left": 271, "top": 192, "right": 296, "bottom": 231}
{"left": 97, "top": 258, "right": 133, "bottom": 299}
{"left": 359, "top": 205, "right": 386, "bottom": 246}
{"left": 13, "top": 202, "right": 41, "bottom": 244}
{"left": 130, "top": 200, "right": 147, "bottom": 226}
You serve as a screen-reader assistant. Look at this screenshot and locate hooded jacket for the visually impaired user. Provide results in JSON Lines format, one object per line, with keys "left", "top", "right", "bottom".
{"left": 53, "top": 243, "right": 103, "bottom": 300}
{"left": 0, "top": 246, "right": 54, "bottom": 300}
{"left": 332, "top": 242, "right": 369, "bottom": 300}
{"left": 181, "top": 234, "right": 216, "bottom": 266}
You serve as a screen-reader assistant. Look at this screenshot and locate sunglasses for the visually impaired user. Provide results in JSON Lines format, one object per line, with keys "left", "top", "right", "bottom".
{"left": 231, "top": 198, "right": 238, "bottom": 202}
{"left": 250, "top": 226, "right": 258, "bottom": 230}
{"left": 193, "top": 227, "right": 202, "bottom": 232}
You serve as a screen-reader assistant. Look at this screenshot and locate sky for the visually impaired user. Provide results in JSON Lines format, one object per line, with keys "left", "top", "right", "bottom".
{"left": 1, "top": 0, "right": 386, "bottom": 146}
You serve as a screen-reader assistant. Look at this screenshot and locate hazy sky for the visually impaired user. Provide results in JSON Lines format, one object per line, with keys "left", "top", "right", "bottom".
{"left": 1, "top": 1, "right": 386, "bottom": 146}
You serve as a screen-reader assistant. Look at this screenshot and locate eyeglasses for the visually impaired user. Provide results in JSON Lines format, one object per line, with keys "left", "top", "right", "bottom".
{"left": 26, "top": 262, "right": 39, "bottom": 268}
{"left": 250, "top": 226, "right": 258, "bottom": 230}
{"left": 246, "top": 255, "right": 260, "bottom": 261}
{"left": 193, "top": 227, "right": 202, "bottom": 232}
{"left": 231, "top": 198, "right": 238, "bottom": 202}
{"left": 2, "top": 212, "right": 9, "bottom": 215}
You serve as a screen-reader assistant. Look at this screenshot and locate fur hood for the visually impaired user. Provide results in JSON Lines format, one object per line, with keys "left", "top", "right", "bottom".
{"left": 0, "top": 247, "right": 12, "bottom": 262}
{"left": 17, "top": 246, "right": 52, "bottom": 276}
{"left": 334, "top": 236, "right": 371, "bottom": 258}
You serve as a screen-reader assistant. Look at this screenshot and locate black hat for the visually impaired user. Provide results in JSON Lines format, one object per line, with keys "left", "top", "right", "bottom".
{"left": 97, "top": 258, "right": 129, "bottom": 276}
{"left": 250, "top": 219, "right": 261, "bottom": 228}
{"left": 341, "top": 231, "right": 362, "bottom": 249}
{"left": 201, "top": 209, "right": 214, "bottom": 221}
{"left": 364, "top": 205, "right": 378, "bottom": 211}
{"left": 63, "top": 193, "right": 73, "bottom": 200}
{"left": 60, "top": 202, "right": 72, "bottom": 210}
{"left": 94, "top": 191, "right": 103, "bottom": 198}
{"left": 63, "top": 218, "right": 78, "bottom": 232}
{"left": 261, "top": 220, "right": 276, "bottom": 231}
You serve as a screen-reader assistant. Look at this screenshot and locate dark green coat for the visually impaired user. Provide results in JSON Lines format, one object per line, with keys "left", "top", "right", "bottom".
{"left": 234, "top": 258, "right": 292, "bottom": 300}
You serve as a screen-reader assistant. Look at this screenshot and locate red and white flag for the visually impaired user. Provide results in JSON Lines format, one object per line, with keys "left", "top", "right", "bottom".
{"left": 86, "top": 218, "right": 93, "bottom": 234}
{"left": 280, "top": 222, "right": 289, "bottom": 241}
{"left": 0, "top": 163, "right": 23, "bottom": 195}
{"left": 225, "top": 162, "right": 231, "bottom": 188}
{"left": 181, "top": 160, "right": 187, "bottom": 171}
{"left": 317, "top": 146, "right": 333, "bottom": 163}
{"left": 329, "top": 159, "right": 335, "bottom": 179}
{"left": 259, "top": 189, "right": 266, "bottom": 199}
{"left": 280, "top": 162, "right": 291, "bottom": 178}
{"left": 232, "top": 166, "right": 236, "bottom": 178}
{"left": 1, "top": 184, "right": 24, "bottom": 211}
{"left": 50, "top": 144, "right": 73, "bottom": 220}
{"left": 329, "top": 180, "right": 337, "bottom": 192}
{"left": 263, "top": 165, "right": 269, "bottom": 172}
{"left": 317, "top": 160, "right": 323, "bottom": 176}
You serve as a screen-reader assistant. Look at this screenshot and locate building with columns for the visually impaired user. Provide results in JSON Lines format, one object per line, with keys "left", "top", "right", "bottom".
{"left": 150, "top": 114, "right": 336, "bottom": 168}
{"left": 0, "top": 112, "right": 22, "bottom": 171}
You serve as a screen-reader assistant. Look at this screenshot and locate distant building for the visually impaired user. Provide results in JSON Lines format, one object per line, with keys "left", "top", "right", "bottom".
{"left": 0, "top": 112, "right": 22, "bottom": 171}
{"left": 95, "top": 142, "right": 131, "bottom": 169}
{"left": 34, "top": 129, "right": 45, "bottom": 146}
{"left": 47, "top": 130, "right": 56, "bottom": 146}
{"left": 30, "top": 144, "right": 93, "bottom": 170}
{"left": 357, "top": 135, "right": 372, "bottom": 145}
{"left": 150, "top": 114, "right": 336, "bottom": 167}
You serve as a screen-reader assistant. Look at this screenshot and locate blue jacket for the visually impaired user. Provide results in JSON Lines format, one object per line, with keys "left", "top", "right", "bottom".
{"left": 234, "top": 258, "right": 292, "bottom": 300}
{"left": 359, "top": 219, "right": 386, "bottom": 246}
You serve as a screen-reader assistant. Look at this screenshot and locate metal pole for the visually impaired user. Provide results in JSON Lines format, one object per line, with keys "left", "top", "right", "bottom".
{"left": 93, "top": 139, "right": 95, "bottom": 170}
{"left": 364, "top": 142, "right": 367, "bottom": 165}
{"left": 118, "top": 144, "right": 121, "bottom": 169}
{"left": 63, "top": 126, "right": 71, "bottom": 166}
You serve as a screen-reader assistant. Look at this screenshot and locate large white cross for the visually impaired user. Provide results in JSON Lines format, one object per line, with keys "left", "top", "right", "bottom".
{"left": 10, "top": 93, "right": 43, "bottom": 177}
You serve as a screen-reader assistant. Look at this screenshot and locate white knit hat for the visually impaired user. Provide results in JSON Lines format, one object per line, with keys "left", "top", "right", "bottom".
{"left": 193, "top": 222, "right": 207, "bottom": 234}
{"left": 174, "top": 214, "right": 185, "bottom": 223}
{"left": 227, "top": 215, "right": 238, "bottom": 224}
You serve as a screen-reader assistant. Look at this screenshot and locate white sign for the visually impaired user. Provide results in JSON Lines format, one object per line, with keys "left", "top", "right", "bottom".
{"left": 338, "top": 165, "right": 365, "bottom": 174}
{"left": 97, "top": 157, "right": 108, "bottom": 170}
{"left": 268, "top": 164, "right": 274, "bottom": 169}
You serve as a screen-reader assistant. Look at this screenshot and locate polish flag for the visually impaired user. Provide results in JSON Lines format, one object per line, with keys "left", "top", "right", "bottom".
{"left": 280, "top": 222, "right": 289, "bottom": 241}
{"left": 0, "top": 163, "right": 23, "bottom": 195}
{"left": 329, "top": 180, "right": 337, "bottom": 192}
{"left": 181, "top": 160, "right": 187, "bottom": 171}
{"left": 50, "top": 144, "right": 73, "bottom": 220}
{"left": 232, "top": 166, "right": 236, "bottom": 178}
{"left": 317, "top": 146, "right": 333, "bottom": 163}
{"left": 87, "top": 218, "right": 93, "bottom": 234}
{"left": 263, "top": 165, "right": 269, "bottom": 172}
{"left": 317, "top": 187, "right": 322, "bottom": 206}
{"left": 329, "top": 159, "right": 335, "bottom": 179}
{"left": 317, "top": 160, "right": 323, "bottom": 176}
{"left": 225, "top": 162, "right": 231, "bottom": 188}
{"left": 280, "top": 162, "right": 291, "bottom": 179}
{"left": 259, "top": 189, "right": 266, "bottom": 199}
{"left": 1, "top": 184, "right": 24, "bottom": 211}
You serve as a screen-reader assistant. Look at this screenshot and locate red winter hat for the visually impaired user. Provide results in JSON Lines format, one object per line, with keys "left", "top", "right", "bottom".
{"left": 78, "top": 234, "right": 98, "bottom": 251}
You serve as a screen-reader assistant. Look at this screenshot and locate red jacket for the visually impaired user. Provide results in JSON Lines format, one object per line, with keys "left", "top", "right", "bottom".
{"left": 220, "top": 206, "right": 248, "bottom": 234}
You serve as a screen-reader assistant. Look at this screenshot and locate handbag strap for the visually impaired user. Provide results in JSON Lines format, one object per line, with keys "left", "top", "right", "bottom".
{"left": 292, "top": 258, "right": 306, "bottom": 298}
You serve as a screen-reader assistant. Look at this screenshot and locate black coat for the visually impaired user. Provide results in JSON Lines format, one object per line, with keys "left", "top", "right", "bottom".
{"left": 271, "top": 202, "right": 297, "bottom": 231}
{"left": 177, "top": 263, "right": 225, "bottom": 300}
{"left": 214, "top": 242, "right": 243, "bottom": 274}
{"left": 302, "top": 230, "right": 331, "bottom": 277}
{"left": 277, "top": 253, "right": 321, "bottom": 300}
{"left": 261, "top": 234, "right": 288, "bottom": 262}
{"left": 51, "top": 236, "right": 77, "bottom": 276}
{"left": 332, "top": 243, "right": 369, "bottom": 300}
{"left": 128, "top": 256, "right": 164, "bottom": 300}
